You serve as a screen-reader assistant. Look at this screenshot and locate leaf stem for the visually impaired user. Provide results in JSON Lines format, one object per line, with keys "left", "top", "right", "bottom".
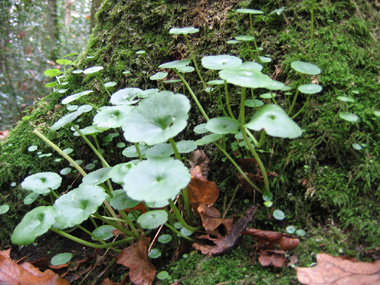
{"left": 33, "top": 130, "right": 87, "bottom": 177}
{"left": 168, "top": 199, "right": 200, "bottom": 232}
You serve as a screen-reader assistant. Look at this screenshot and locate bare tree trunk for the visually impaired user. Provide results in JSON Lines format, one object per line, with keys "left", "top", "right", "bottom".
{"left": 90, "top": 0, "right": 103, "bottom": 32}
{"left": 47, "top": 0, "right": 59, "bottom": 60}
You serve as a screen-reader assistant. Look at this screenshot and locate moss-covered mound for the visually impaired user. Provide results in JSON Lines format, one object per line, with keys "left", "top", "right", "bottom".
{"left": 1, "top": 1, "right": 379, "bottom": 276}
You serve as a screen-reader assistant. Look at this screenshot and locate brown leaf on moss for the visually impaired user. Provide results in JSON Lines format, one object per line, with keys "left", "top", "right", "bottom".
{"left": 115, "top": 235, "right": 156, "bottom": 285}
{"left": 197, "top": 204, "right": 233, "bottom": 236}
{"left": 193, "top": 205, "right": 258, "bottom": 256}
{"left": 0, "top": 249, "right": 69, "bottom": 284}
{"left": 188, "top": 149, "right": 210, "bottom": 178}
{"left": 296, "top": 253, "right": 380, "bottom": 285}
{"left": 242, "top": 228, "right": 299, "bottom": 251}
{"left": 258, "top": 249, "right": 286, "bottom": 268}
{"left": 187, "top": 166, "right": 219, "bottom": 210}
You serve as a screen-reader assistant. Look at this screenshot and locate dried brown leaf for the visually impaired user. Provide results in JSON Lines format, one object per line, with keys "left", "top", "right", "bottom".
{"left": 197, "top": 204, "right": 233, "bottom": 236}
{"left": 0, "top": 249, "right": 69, "bottom": 284}
{"left": 188, "top": 149, "right": 210, "bottom": 178}
{"left": 193, "top": 205, "right": 258, "bottom": 256}
{"left": 258, "top": 249, "right": 286, "bottom": 268}
{"left": 187, "top": 166, "right": 219, "bottom": 210}
{"left": 242, "top": 228, "right": 299, "bottom": 251}
{"left": 296, "top": 253, "right": 380, "bottom": 284}
{"left": 115, "top": 235, "right": 156, "bottom": 285}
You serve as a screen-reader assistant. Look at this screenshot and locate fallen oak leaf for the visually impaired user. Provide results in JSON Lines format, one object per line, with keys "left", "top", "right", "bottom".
{"left": 258, "top": 249, "right": 286, "bottom": 268}
{"left": 188, "top": 149, "right": 210, "bottom": 178}
{"left": 187, "top": 166, "right": 219, "bottom": 211}
{"left": 193, "top": 205, "right": 258, "bottom": 256}
{"left": 0, "top": 249, "right": 69, "bottom": 284}
{"left": 296, "top": 253, "right": 380, "bottom": 285}
{"left": 197, "top": 204, "right": 233, "bottom": 236}
{"left": 115, "top": 235, "right": 156, "bottom": 285}
{"left": 242, "top": 228, "right": 299, "bottom": 251}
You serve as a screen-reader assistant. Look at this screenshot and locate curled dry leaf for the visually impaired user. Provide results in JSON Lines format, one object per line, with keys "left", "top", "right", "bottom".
{"left": 115, "top": 235, "right": 156, "bottom": 285}
{"left": 193, "top": 205, "right": 258, "bottom": 256}
{"left": 0, "top": 249, "right": 69, "bottom": 284}
{"left": 188, "top": 149, "right": 210, "bottom": 178}
{"left": 258, "top": 249, "right": 286, "bottom": 268}
{"left": 296, "top": 253, "right": 380, "bottom": 285}
{"left": 187, "top": 166, "right": 219, "bottom": 210}
{"left": 197, "top": 204, "right": 233, "bottom": 236}
{"left": 242, "top": 228, "right": 299, "bottom": 251}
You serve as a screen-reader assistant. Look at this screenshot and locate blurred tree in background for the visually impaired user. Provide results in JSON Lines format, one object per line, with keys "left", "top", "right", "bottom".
{"left": 0, "top": 0, "right": 95, "bottom": 130}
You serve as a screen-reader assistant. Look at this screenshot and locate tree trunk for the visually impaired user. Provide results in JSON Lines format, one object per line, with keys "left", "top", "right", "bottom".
{"left": 47, "top": 0, "right": 59, "bottom": 60}
{"left": 90, "top": 0, "right": 103, "bottom": 32}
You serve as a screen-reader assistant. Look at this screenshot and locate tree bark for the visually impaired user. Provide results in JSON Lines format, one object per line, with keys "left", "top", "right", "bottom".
{"left": 47, "top": 0, "right": 60, "bottom": 60}
{"left": 90, "top": 0, "right": 103, "bottom": 32}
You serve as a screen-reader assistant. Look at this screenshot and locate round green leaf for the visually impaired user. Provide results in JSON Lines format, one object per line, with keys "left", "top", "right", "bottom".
{"left": 50, "top": 110, "right": 82, "bottom": 131}
{"left": 177, "top": 66, "right": 195, "bottom": 73}
{"left": 136, "top": 50, "right": 146, "bottom": 55}
{"left": 122, "top": 92, "right": 190, "bottom": 145}
{"left": 158, "top": 234, "right": 173, "bottom": 244}
{"left": 245, "top": 104, "right": 303, "bottom": 138}
{"left": 72, "top": 69, "right": 83, "bottom": 74}
{"left": 0, "top": 205, "right": 9, "bottom": 215}
{"left": 45, "top": 82, "right": 59, "bottom": 88}
{"left": 291, "top": 61, "right": 321, "bottom": 75}
{"left": 157, "top": 271, "right": 170, "bottom": 280}
{"left": 298, "top": 84, "right": 322, "bottom": 94}
{"left": 109, "top": 162, "right": 137, "bottom": 185}
{"left": 176, "top": 140, "right": 197, "bottom": 153}
{"left": 148, "top": 248, "right": 162, "bottom": 259}
{"left": 123, "top": 158, "right": 191, "bottom": 203}
{"left": 169, "top": 27, "right": 199, "bottom": 35}
{"left": 195, "top": 134, "right": 223, "bottom": 145}
{"left": 82, "top": 167, "right": 112, "bottom": 185}
{"left": 44, "top": 69, "right": 62, "bottom": 77}
{"left": 28, "top": 145, "right": 38, "bottom": 152}
{"left": 259, "top": 93, "right": 275, "bottom": 99}
{"left": 56, "top": 59, "right": 72, "bottom": 65}
{"left": 236, "top": 8, "right": 264, "bottom": 14}
{"left": 207, "top": 79, "right": 224, "bottom": 86}
{"left": 339, "top": 112, "right": 359, "bottom": 122}
{"left": 205, "top": 117, "right": 240, "bottom": 134}
{"left": 180, "top": 227, "right": 193, "bottom": 236}
{"left": 352, "top": 143, "right": 362, "bottom": 150}
{"left": 11, "top": 206, "right": 56, "bottom": 245}
{"left": 201, "top": 55, "right": 242, "bottom": 70}
{"left": 235, "top": 35, "right": 255, "bottom": 41}
{"left": 150, "top": 72, "right": 168, "bottom": 80}
{"left": 104, "top": 81, "right": 117, "bottom": 88}
{"left": 245, "top": 99, "right": 264, "bottom": 107}
{"left": 159, "top": 59, "right": 191, "bottom": 69}
{"left": 273, "top": 209, "right": 285, "bottom": 220}
{"left": 109, "top": 189, "right": 140, "bottom": 210}
{"left": 122, "top": 144, "right": 149, "bottom": 158}
{"left": 219, "top": 66, "right": 273, "bottom": 89}
{"left": 337, "top": 96, "right": 355, "bottom": 102}
{"left": 137, "top": 210, "right": 168, "bottom": 229}
{"left": 373, "top": 110, "right": 380, "bottom": 117}
{"left": 146, "top": 143, "right": 174, "bottom": 159}
{"left": 227, "top": 40, "right": 240, "bottom": 44}
{"left": 23, "top": 192, "right": 40, "bottom": 205}
{"left": 60, "top": 167, "right": 72, "bottom": 175}
{"left": 267, "top": 80, "right": 285, "bottom": 91}
{"left": 296, "top": 229, "right": 306, "bottom": 236}
{"left": 92, "top": 225, "right": 116, "bottom": 241}
{"left": 51, "top": 253, "right": 73, "bottom": 266}
{"left": 73, "top": 126, "right": 103, "bottom": 137}
{"left": 259, "top": 56, "right": 272, "bottom": 63}
{"left": 54, "top": 185, "right": 107, "bottom": 229}
{"left": 83, "top": 66, "right": 104, "bottom": 74}
{"left": 286, "top": 226, "right": 296, "bottom": 234}
{"left": 93, "top": 105, "right": 133, "bottom": 129}
{"left": 110, "top": 88, "right": 142, "bottom": 105}
{"left": 194, "top": 123, "right": 209, "bottom": 134}
{"left": 21, "top": 172, "right": 62, "bottom": 194}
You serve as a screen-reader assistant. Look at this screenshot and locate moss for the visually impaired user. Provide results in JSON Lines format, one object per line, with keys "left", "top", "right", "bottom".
{"left": 1, "top": 1, "right": 380, "bottom": 281}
